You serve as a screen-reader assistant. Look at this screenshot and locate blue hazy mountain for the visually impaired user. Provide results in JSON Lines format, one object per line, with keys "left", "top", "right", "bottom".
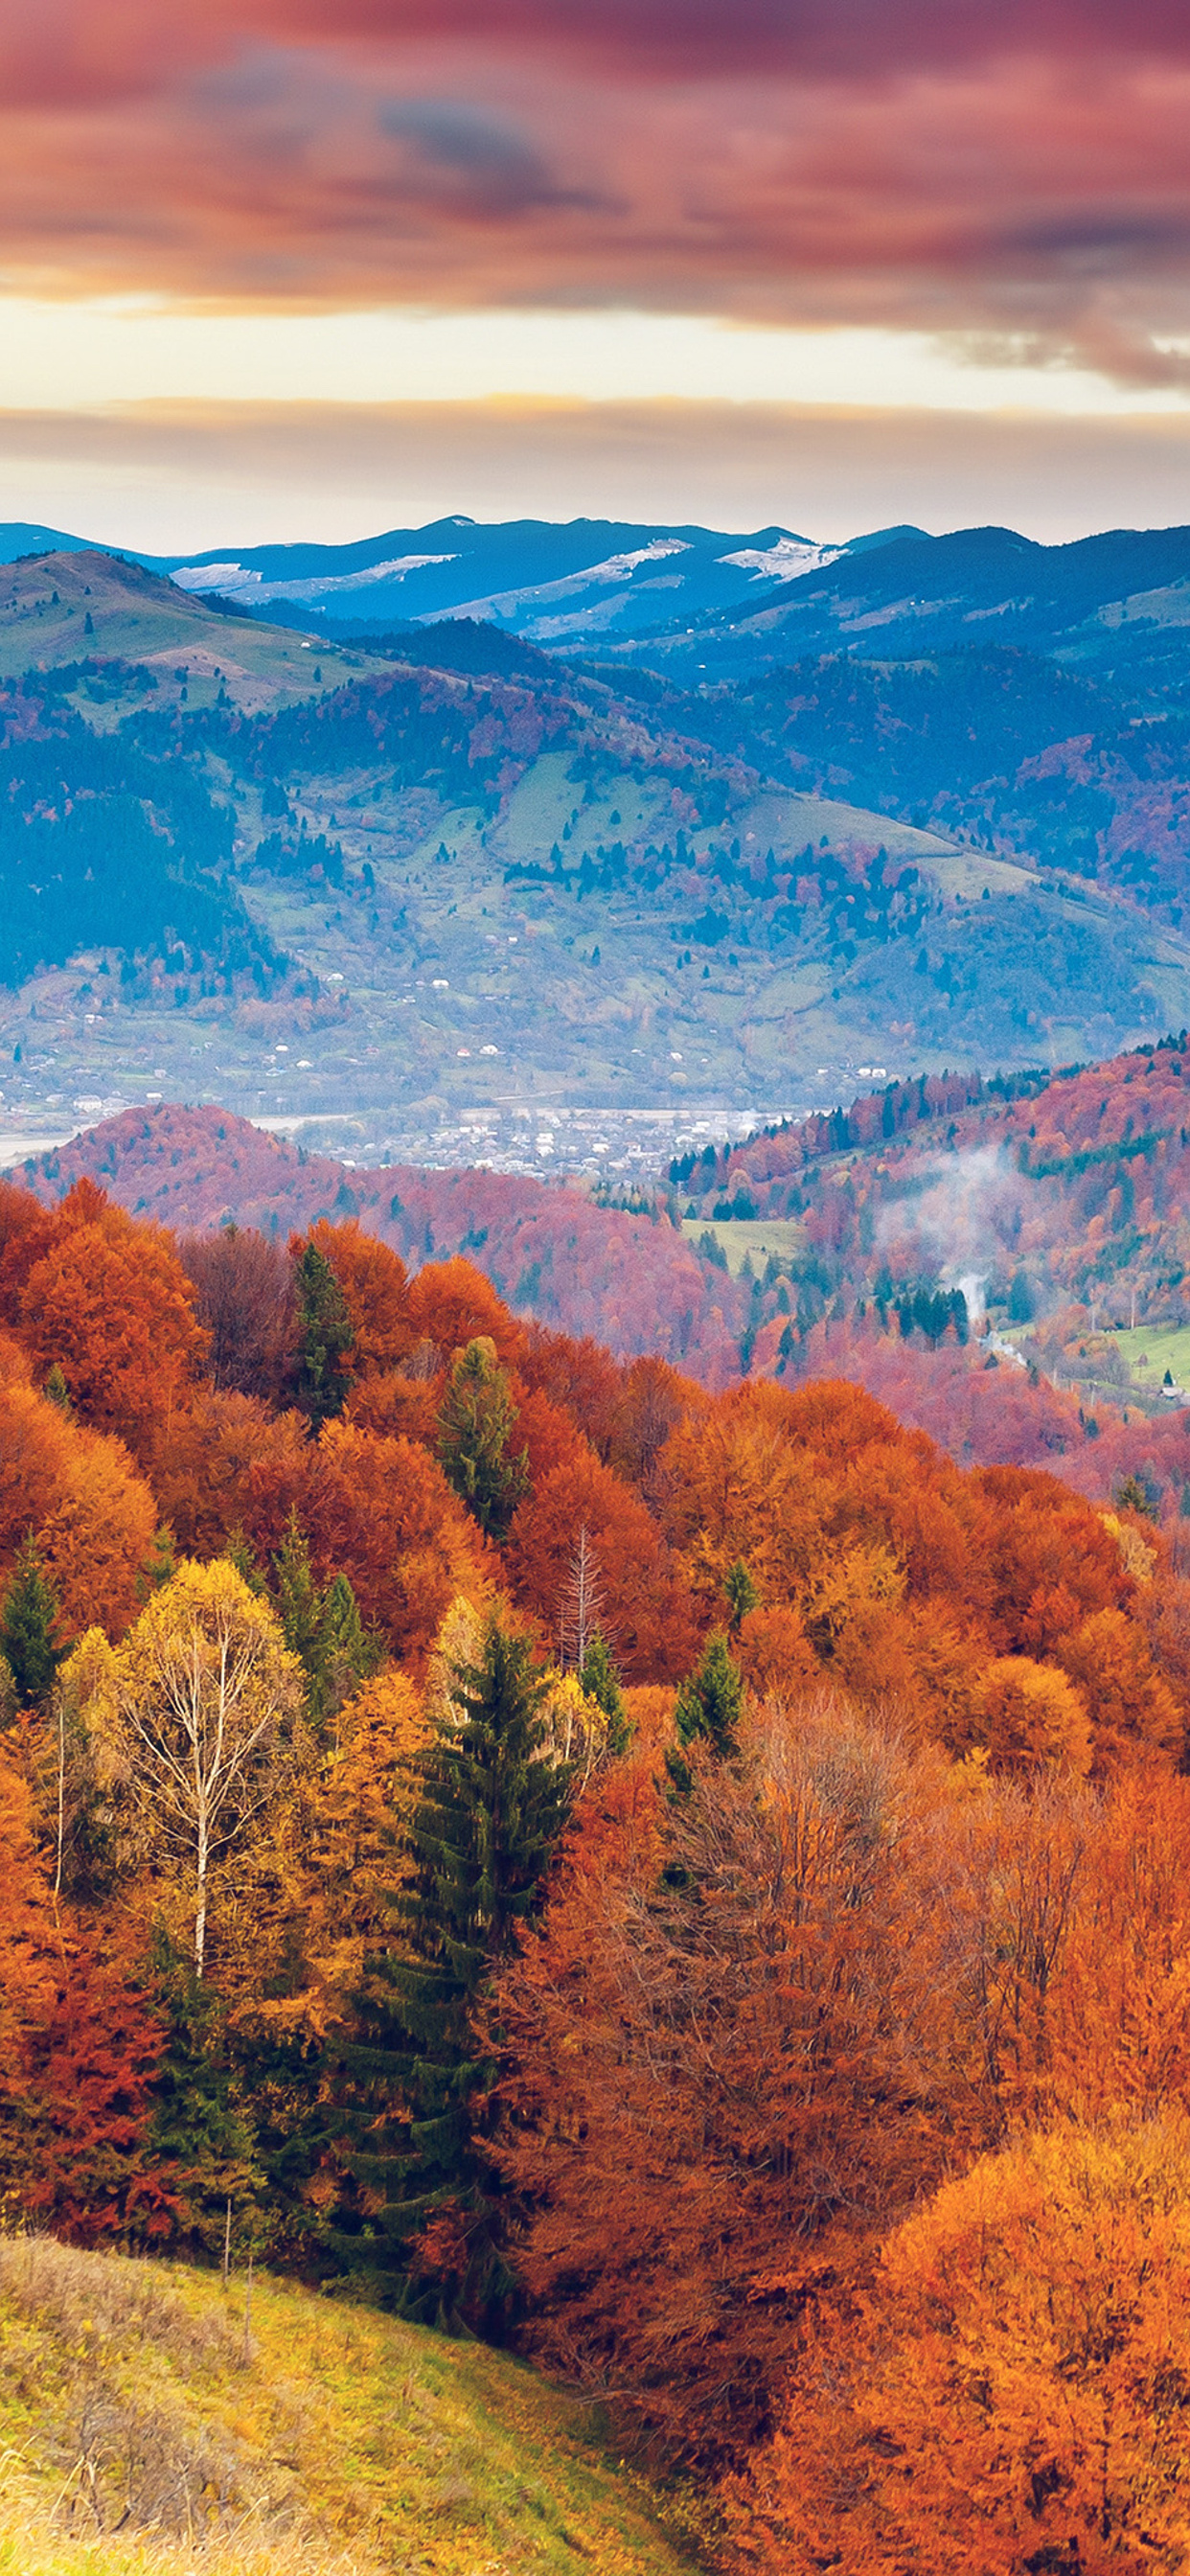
{"left": 0, "top": 516, "right": 924, "bottom": 645}
{"left": 8, "top": 514, "right": 1190, "bottom": 674}
{"left": 602, "top": 521, "right": 1190, "bottom": 680}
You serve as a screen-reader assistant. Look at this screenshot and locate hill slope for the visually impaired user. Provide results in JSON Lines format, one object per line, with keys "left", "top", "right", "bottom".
{"left": 0, "top": 549, "right": 379, "bottom": 711}
{"left": 2, "top": 547, "right": 1190, "bottom": 1138}
{"left": 678, "top": 1037, "right": 1190, "bottom": 1339}
{"left": 0, "top": 2234, "right": 701, "bottom": 2575}
{"left": 16, "top": 1101, "right": 750, "bottom": 1380}
{"left": 605, "top": 520, "right": 1190, "bottom": 685}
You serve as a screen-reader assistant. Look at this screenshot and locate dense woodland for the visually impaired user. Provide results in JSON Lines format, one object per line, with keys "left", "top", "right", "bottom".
{"left": 37, "top": 1077, "right": 1190, "bottom": 1524}
{"left": 5, "top": 1170, "right": 1190, "bottom": 2564}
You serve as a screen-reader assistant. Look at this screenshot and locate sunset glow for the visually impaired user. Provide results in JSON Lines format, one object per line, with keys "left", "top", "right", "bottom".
{"left": 8, "top": 0, "right": 1190, "bottom": 535}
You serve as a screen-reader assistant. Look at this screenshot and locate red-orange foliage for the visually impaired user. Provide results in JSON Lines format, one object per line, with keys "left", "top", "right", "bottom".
{"left": 179, "top": 1224, "right": 295, "bottom": 1403}
{"left": 20, "top": 1938, "right": 174, "bottom": 2245}
{"left": 304, "top": 1218, "right": 410, "bottom": 1373}
{"left": 722, "top": 2113, "right": 1190, "bottom": 2576}
{"left": 16, "top": 1180, "right": 207, "bottom": 1456}
{"left": 0, "top": 1350, "right": 157, "bottom": 1643}
{"left": 307, "top": 1418, "right": 493, "bottom": 1666}
{"left": 491, "top": 1703, "right": 967, "bottom": 2460}
{"left": 150, "top": 1388, "right": 312, "bottom": 1558}
{"left": 404, "top": 1256, "right": 525, "bottom": 1366}
{"left": 506, "top": 1450, "right": 700, "bottom": 1682}
{"left": 0, "top": 1179, "right": 57, "bottom": 1325}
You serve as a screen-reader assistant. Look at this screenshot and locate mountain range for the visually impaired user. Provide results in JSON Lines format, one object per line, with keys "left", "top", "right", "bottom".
{"left": 5, "top": 513, "right": 1190, "bottom": 1153}
{"left": 7, "top": 512, "right": 1190, "bottom": 678}
{"left": 0, "top": 514, "right": 922, "bottom": 647}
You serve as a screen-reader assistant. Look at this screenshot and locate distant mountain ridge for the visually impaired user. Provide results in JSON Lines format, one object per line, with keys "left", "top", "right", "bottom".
{"left": 604, "top": 520, "right": 1190, "bottom": 682}
{"left": 0, "top": 514, "right": 927, "bottom": 647}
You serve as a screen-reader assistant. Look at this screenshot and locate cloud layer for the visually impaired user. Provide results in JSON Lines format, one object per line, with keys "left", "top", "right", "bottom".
{"left": 7, "top": 0, "right": 1190, "bottom": 389}
{"left": 4, "top": 399, "right": 1190, "bottom": 552}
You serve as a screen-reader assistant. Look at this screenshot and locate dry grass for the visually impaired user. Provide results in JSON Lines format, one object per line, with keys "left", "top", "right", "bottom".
{"left": 0, "top": 2238, "right": 707, "bottom": 2576}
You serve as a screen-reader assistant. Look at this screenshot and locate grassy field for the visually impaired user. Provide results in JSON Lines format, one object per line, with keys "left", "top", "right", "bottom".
{"left": 0, "top": 2237, "right": 706, "bottom": 2576}
{"left": 1109, "top": 1325, "right": 1190, "bottom": 1392}
{"left": 681, "top": 1216, "right": 805, "bottom": 1277}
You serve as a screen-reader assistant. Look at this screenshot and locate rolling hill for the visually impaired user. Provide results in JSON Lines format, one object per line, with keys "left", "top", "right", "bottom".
{"left": 0, "top": 2235, "right": 701, "bottom": 2576}
{"left": 4, "top": 555, "right": 1186, "bottom": 1155}
{"left": 0, "top": 546, "right": 380, "bottom": 710}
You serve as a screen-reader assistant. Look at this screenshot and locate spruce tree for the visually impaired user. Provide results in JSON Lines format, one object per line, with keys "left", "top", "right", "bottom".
{"left": 438, "top": 1338, "right": 530, "bottom": 1542}
{"left": 722, "top": 1557, "right": 760, "bottom": 1635}
{"left": 293, "top": 1240, "right": 355, "bottom": 1429}
{"left": 271, "top": 1511, "right": 325, "bottom": 1681}
{"left": 329, "top": 1619, "right": 571, "bottom": 2328}
{"left": 580, "top": 1631, "right": 629, "bottom": 1756}
{"left": 146, "top": 1931, "right": 263, "bottom": 2259}
{"left": 667, "top": 1630, "right": 744, "bottom": 1792}
{"left": 270, "top": 1514, "right": 377, "bottom": 1730}
{"left": 0, "top": 1535, "right": 61, "bottom": 1708}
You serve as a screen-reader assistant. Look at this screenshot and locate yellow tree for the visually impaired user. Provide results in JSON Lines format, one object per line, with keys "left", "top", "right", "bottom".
{"left": 964, "top": 1653, "right": 1092, "bottom": 1778}
{"left": 110, "top": 1560, "right": 302, "bottom": 1975}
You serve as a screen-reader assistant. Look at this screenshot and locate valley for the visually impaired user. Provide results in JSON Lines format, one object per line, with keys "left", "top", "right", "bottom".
{"left": 6, "top": 536, "right": 1190, "bottom": 1166}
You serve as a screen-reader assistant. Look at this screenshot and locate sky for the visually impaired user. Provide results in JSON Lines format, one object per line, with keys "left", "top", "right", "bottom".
{"left": 7, "top": 0, "right": 1190, "bottom": 546}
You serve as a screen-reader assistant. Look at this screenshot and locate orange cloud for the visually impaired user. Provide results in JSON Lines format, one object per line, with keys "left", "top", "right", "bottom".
{"left": 6, "top": 1, "right": 1190, "bottom": 387}
{"left": 3, "top": 397, "right": 1190, "bottom": 549}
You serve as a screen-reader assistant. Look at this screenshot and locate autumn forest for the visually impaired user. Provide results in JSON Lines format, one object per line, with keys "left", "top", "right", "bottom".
{"left": 2, "top": 1143, "right": 1190, "bottom": 2569}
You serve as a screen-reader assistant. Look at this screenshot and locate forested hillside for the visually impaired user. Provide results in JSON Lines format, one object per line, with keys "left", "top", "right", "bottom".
{"left": 681, "top": 1033, "right": 1190, "bottom": 1327}
{"left": 27, "top": 1087, "right": 1190, "bottom": 1514}
{"left": 4, "top": 1172, "right": 1190, "bottom": 2566}
{"left": 6, "top": 543, "right": 1190, "bottom": 1129}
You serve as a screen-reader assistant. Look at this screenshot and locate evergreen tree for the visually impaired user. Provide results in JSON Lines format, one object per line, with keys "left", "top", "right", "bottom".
{"left": 722, "top": 1557, "right": 760, "bottom": 1635}
{"left": 668, "top": 1630, "right": 744, "bottom": 1793}
{"left": 146, "top": 1930, "right": 263, "bottom": 2259}
{"left": 0, "top": 1535, "right": 61, "bottom": 1708}
{"left": 43, "top": 1363, "right": 72, "bottom": 1413}
{"left": 225, "top": 1524, "right": 265, "bottom": 1594}
{"left": 437, "top": 1338, "right": 530, "bottom": 1542}
{"left": 269, "top": 1514, "right": 377, "bottom": 1731}
{"left": 329, "top": 1619, "right": 571, "bottom": 2328}
{"left": 292, "top": 1240, "right": 355, "bottom": 1429}
{"left": 319, "top": 1570, "right": 381, "bottom": 1719}
{"left": 136, "top": 1522, "right": 176, "bottom": 1601}
{"left": 271, "top": 1511, "right": 325, "bottom": 1679}
{"left": 579, "top": 1632, "right": 629, "bottom": 1757}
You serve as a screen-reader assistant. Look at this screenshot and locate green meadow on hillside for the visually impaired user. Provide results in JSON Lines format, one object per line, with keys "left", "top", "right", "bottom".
{"left": 0, "top": 2238, "right": 705, "bottom": 2576}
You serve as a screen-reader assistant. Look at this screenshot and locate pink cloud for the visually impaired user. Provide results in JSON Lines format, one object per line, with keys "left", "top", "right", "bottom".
{"left": 5, "top": 0, "right": 1190, "bottom": 385}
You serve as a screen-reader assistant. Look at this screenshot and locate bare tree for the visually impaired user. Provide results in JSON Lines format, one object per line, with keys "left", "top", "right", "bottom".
{"left": 558, "top": 1525, "right": 607, "bottom": 1670}
{"left": 178, "top": 1227, "right": 296, "bottom": 1403}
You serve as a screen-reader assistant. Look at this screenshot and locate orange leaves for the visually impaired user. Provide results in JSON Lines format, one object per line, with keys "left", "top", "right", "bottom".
{"left": 15, "top": 1180, "right": 207, "bottom": 1457}
{"left": 404, "top": 1255, "right": 524, "bottom": 1367}
{"left": 1056, "top": 1605, "right": 1183, "bottom": 1771}
{"left": 725, "top": 2112, "right": 1190, "bottom": 2576}
{"left": 963, "top": 1654, "right": 1092, "bottom": 1777}
{"left": 506, "top": 1449, "right": 699, "bottom": 1682}
{"left": 310, "top": 1418, "right": 493, "bottom": 1668}
{"left": 492, "top": 1700, "right": 965, "bottom": 2459}
{"left": 304, "top": 1218, "right": 410, "bottom": 1374}
{"left": 0, "top": 1365, "right": 157, "bottom": 1644}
